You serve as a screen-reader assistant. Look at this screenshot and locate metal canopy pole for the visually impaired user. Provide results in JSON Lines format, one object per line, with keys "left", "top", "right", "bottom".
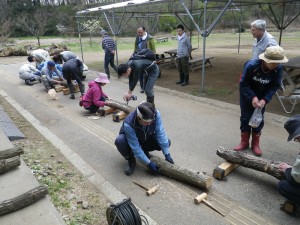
{"left": 201, "top": 0, "right": 207, "bottom": 93}
{"left": 76, "top": 16, "right": 85, "bottom": 63}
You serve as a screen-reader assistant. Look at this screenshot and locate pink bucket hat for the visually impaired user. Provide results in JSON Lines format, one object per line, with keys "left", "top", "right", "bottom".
{"left": 95, "top": 73, "right": 110, "bottom": 84}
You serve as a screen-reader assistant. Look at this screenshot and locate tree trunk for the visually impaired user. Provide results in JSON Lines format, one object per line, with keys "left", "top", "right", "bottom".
{"left": 151, "top": 155, "right": 213, "bottom": 190}
{"left": 216, "top": 147, "right": 284, "bottom": 180}
{"left": 0, "top": 156, "right": 21, "bottom": 174}
{"left": 106, "top": 99, "right": 135, "bottom": 114}
{"left": 0, "top": 185, "right": 48, "bottom": 216}
{"left": 0, "top": 146, "right": 23, "bottom": 160}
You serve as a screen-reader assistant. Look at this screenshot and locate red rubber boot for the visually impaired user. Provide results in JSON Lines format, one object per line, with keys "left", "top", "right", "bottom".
{"left": 251, "top": 132, "right": 262, "bottom": 156}
{"left": 234, "top": 132, "right": 250, "bottom": 151}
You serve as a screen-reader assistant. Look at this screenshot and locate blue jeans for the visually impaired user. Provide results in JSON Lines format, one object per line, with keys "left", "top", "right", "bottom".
{"left": 104, "top": 52, "right": 117, "bottom": 78}
{"left": 115, "top": 133, "right": 170, "bottom": 158}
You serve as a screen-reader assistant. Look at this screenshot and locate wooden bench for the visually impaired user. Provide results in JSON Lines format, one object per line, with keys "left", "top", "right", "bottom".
{"left": 188, "top": 56, "right": 214, "bottom": 72}
{"left": 171, "top": 36, "right": 177, "bottom": 40}
{"left": 156, "top": 37, "right": 168, "bottom": 43}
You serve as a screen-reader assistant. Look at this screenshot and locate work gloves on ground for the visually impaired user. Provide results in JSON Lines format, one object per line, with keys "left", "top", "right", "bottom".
{"left": 148, "top": 161, "right": 160, "bottom": 174}
{"left": 165, "top": 153, "right": 174, "bottom": 164}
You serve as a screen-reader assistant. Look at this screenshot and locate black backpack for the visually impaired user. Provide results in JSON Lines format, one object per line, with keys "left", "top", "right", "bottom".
{"left": 129, "top": 48, "right": 156, "bottom": 61}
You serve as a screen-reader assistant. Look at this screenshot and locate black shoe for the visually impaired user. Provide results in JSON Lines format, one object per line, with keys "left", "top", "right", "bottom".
{"left": 176, "top": 81, "right": 183, "bottom": 85}
{"left": 25, "top": 80, "right": 33, "bottom": 86}
{"left": 125, "top": 157, "right": 136, "bottom": 176}
{"left": 140, "top": 89, "right": 144, "bottom": 93}
{"left": 181, "top": 82, "right": 189, "bottom": 86}
{"left": 70, "top": 94, "right": 75, "bottom": 99}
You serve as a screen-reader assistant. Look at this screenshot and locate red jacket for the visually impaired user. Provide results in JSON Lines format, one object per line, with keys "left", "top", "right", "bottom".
{"left": 82, "top": 81, "right": 107, "bottom": 108}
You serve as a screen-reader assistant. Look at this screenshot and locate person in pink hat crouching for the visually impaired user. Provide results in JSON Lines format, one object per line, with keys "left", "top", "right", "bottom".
{"left": 81, "top": 73, "right": 110, "bottom": 113}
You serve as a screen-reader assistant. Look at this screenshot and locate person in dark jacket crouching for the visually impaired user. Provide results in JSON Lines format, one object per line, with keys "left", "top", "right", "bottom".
{"left": 278, "top": 115, "right": 300, "bottom": 215}
{"left": 115, "top": 102, "right": 174, "bottom": 176}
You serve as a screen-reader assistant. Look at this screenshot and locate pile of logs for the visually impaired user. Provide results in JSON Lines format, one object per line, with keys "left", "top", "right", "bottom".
{"left": 0, "top": 145, "right": 48, "bottom": 216}
{"left": 0, "top": 43, "right": 68, "bottom": 57}
{"left": 0, "top": 146, "right": 23, "bottom": 174}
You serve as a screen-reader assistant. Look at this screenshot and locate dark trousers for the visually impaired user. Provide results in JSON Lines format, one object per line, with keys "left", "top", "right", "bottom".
{"left": 278, "top": 180, "right": 300, "bottom": 204}
{"left": 115, "top": 133, "right": 171, "bottom": 158}
{"left": 104, "top": 52, "right": 117, "bottom": 78}
{"left": 178, "top": 56, "right": 189, "bottom": 82}
{"left": 84, "top": 96, "right": 106, "bottom": 113}
{"left": 239, "top": 95, "right": 265, "bottom": 133}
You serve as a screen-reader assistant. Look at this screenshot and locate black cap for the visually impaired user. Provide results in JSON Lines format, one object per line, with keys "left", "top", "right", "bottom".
{"left": 284, "top": 114, "right": 300, "bottom": 141}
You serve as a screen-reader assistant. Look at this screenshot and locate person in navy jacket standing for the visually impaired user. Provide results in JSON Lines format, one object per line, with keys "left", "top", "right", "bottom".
{"left": 234, "top": 46, "right": 288, "bottom": 156}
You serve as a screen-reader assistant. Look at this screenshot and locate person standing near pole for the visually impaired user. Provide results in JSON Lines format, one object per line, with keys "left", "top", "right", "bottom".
{"left": 175, "top": 24, "right": 192, "bottom": 86}
{"left": 250, "top": 19, "right": 278, "bottom": 59}
{"left": 134, "top": 26, "right": 156, "bottom": 93}
{"left": 100, "top": 30, "right": 118, "bottom": 79}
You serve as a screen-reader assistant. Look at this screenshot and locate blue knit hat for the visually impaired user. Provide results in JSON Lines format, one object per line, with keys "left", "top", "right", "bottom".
{"left": 47, "top": 61, "right": 55, "bottom": 67}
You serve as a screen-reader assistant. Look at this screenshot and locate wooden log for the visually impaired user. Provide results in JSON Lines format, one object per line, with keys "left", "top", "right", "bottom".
{"left": 0, "top": 146, "right": 23, "bottom": 160}
{"left": 112, "top": 111, "right": 128, "bottom": 122}
{"left": 62, "top": 85, "right": 80, "bottom": 95}
{"left": 54, "top": 85, "right": 66, "bottom": 92}
{"left": 0, "top": 185, "right": 48, "bottom": 216}
{"left": 216, "top": 146, "right": 284, "bottom": 180}
{"left": 98, "top": 107, "right": 117, "bottom": 117}
{"left": 106, "top": 99, "right": 135, "bottom": 114}
{"left": 150, "top": 155, "right": 213, "bottom": 190}
{"left": 0, "top": 156, "right": 21, "bottom": 174}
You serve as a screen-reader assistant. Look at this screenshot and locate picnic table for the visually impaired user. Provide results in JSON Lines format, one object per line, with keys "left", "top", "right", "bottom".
{"left": 163, "top": 48, "right": 197, "bottom": 68}
{"left": 156, "top": 37, "right": 168, "bottom": 43}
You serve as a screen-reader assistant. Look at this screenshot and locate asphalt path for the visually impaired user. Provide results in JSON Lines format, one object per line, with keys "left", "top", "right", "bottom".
{"left": 0, "top": 58, "right": 299, "bottom": 225}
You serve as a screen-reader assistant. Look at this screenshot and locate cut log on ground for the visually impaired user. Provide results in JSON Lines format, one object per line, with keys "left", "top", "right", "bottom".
{"left": 112, "top": 111, "right": 128, "bottom": 122}
{"left": 151, "top": 155, "right": 212, "bottom": 190}
{"left": 0, "top": 156, "right": 21, "bottom": 174}
{"left": 0, "top": 185, "right": 48, "bottom": 216}
{"left": 106, "top": 99, "right": 135, "bottom": 114}
{"left": 216, "top": 146, "right": 285, "bottom": 180}
{"left": 0, "top": 146, "right": 23, "bottom": 160}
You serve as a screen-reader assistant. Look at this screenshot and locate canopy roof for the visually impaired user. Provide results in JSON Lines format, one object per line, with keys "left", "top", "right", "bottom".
{"left": 76, "top": 0, "right": 300, "bottom": 92}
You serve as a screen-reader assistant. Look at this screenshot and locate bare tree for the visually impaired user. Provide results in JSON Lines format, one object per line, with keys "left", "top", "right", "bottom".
{"left": 0, "top": 0, "right": 14, "bottom": 43}
{"left": 16, "top": 8, "right": 49, "bottom": 47}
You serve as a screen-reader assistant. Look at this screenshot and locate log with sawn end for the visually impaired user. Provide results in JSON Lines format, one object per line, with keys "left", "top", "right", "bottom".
{"left": 0, "top": 156, "right": 21, "bottom": 174}
{"left": 0, "top": 146, "right": 23, "bottom": 160}
{"left": 216, "top": 146, "right": 285, "bottom": 180}
{"left": 105, "top": 99, "right": 135, "bottom": 114}
{"left": 0, "top": 185, "right": 48, "bottom": 216}
{"left": 150, "top": 155, "right": 212, "bottom": 189}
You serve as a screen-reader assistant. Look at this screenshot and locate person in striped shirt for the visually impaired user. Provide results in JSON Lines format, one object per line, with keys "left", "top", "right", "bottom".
{"left": 100, "top": 30, "right": 118, "bottom": 79}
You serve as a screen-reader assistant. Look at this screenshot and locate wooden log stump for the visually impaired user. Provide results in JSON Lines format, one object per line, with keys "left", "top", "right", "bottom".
{"left": 151, "top": 155, "right": 212, "bottom": 190}
{"left": 216, "top": 146, "right": 285, "bottom": 180}
{"left": 112, "top": 111, "right": 128, "bottom": 122}
{"left": 106, "top": 99, "right": 135, "bottom": 114}
{"left": 0, "top": 185, "right": 48, "bottom": 216}
{"left": 0, "top": 146, "right": 23, "bottom": 160}
{"left": 0, "top": 156, "right": 21, "bottom": 174}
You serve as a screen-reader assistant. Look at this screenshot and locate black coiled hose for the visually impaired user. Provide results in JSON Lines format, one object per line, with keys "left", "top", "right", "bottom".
{"left": 106, "top": 198, "right": 149, "bottom": 225}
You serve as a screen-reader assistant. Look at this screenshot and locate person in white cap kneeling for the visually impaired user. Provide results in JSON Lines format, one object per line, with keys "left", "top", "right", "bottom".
{"left": 80, "top": 73, "right": 110, "bottom": 113}
{"left": 115, "top": 102, "right": 174, "bottom": 176}
{"left": 277, "top": 115, "right": 300, "bottom": 215}
{"left": 234, "top": 46, "right": 288, "bottom": 156}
